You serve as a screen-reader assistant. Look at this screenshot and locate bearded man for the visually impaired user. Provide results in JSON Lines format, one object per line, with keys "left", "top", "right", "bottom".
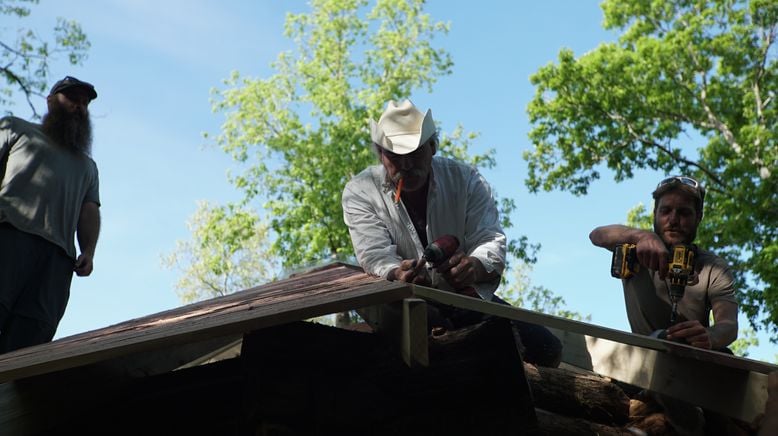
{"left": 589, "top": 176, "right": 738, "bottom": 351}
{"left": 0, "top": 76, "right": 100, "bottom": 353}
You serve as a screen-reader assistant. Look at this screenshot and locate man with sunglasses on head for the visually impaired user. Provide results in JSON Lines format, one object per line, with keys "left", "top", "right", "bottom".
{"left": 0, "top": 76, "right": 101, "bottom": 353}
{"left": 590, "top": 176, "right": 738, "bottom": 352}
{"left": 342, "top": 99, "right": 562, "bottom": 367}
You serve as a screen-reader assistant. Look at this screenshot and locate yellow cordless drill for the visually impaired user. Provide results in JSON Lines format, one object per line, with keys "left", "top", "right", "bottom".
{"left": 611, "top": 243, "right": 695, "bottom": 326}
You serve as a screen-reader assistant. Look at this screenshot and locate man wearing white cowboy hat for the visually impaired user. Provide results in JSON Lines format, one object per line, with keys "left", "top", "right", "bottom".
{"left": 342, "top": 99, "right": 562, "bottom": 367}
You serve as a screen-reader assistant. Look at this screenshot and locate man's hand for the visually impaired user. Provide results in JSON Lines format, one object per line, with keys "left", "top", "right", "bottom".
{"left": 436, "top": 250, "right": 484, "bottom": 289}
{"left": 666, "top": 320, "right": 711, "bottom": 349}
{"left": 388, "top": 258, "right": 431, "bottom": 286}
{"left": 590, "top": 225, "right": 672, "bottom": 278}
{"left": 74, "top": 253, "right": 94, "bottom": 277}
{"left": 635, "top": 232, "right": 671, "bottom": 279}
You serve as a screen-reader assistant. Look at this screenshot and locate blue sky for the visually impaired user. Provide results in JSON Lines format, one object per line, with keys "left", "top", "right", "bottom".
{"left": 7, "top": 0, "right": 775, "bottom": 362}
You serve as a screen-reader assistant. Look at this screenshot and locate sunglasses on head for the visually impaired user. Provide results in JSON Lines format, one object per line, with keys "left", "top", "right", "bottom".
{"left": 657, "top": 176, "right": 705, "bottom": 201}
{"left": 657, "top": 176, "right": 698, "bottom": 188}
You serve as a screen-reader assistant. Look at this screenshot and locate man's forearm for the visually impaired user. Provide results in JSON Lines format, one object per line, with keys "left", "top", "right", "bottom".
{"left": 589, "top": 224, "right": 652, "bottom": 248}
{"left": 708, "top": 322, "right": 738, "bottom": 350}
{"left": 77, "top": 202, "right": 101, "bottom": 256}
{"left": 710, "top": 300, "right": 738, "bottom": 349}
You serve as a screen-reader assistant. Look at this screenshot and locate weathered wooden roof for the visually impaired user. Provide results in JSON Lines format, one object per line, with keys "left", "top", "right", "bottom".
{"left": 0, "top": 261, "right": 775, "bottom": 429}
{"left": 0, "top": 263, "right": 412, "bottom": 383}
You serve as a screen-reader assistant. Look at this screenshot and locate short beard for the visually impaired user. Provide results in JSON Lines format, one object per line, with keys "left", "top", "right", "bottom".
{"left": 654, "top": 218, "right": 697, "bottom": 246}
{"left": 42, "top": 104, "right": 93, "bottom": 156}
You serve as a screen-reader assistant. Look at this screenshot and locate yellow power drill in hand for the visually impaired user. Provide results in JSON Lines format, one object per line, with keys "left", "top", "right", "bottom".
{"left": 611, "top": 243, "right": 695, "bottom": 327}
{"left": 666, "top": 245, "right": 695, "bottom": 324}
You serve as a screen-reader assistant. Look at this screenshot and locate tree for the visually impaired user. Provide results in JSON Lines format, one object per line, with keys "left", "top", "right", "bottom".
{"left": 1, "top": 0, "right": 90, "bottom": 118}
{"left": 207, "top": 0, "right": 536, "bottom": 271}
{"left": 525, "top": 0, "right": 778, "bottom": 338}
{"left": 162, "top": 201, "right": 276, "bottom": 303}
{"left": 729, "top": 323, "right": 760, "bottom": 358}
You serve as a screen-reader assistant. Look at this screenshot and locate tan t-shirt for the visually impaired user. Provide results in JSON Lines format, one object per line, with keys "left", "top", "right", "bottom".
{"left": 0, "top": 116, "right": 100, "bottom": 259}
{"left": 621, "top": 247, "right": 737, "bottom": 335}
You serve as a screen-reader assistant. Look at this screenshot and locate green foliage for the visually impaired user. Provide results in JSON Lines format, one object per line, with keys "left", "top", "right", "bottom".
{"left": 525, "top": 0, "right": 778, "bottom": 338}
{"left": 0, "top": 0, "right": 90, "bottom": 118}
{"left": 625, "top": 202, "right": 653, "bottom": 230}
{"left": 162, "top": 201, "right": 276, "bottom": 303}
{"left": 729, "top": 324, "right": 760, "bottom": 358}
{"left": 208, "top": 0, "right": 537, "bottom": 271}
{"left": 498, "top": 263, "right": 591, "bottom": 322}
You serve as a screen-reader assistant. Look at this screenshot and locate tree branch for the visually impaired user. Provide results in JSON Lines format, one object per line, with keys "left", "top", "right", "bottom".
{"left": 607, "top": 110, "right": 727, "bottom": 193}
{"left": 0, "top": 65, "right": 42, "bottom": 118}
{"left": 753, "top": 15, "right": 777, "bottom": 123}
{"left": 688, "top": 41, "right": 770, "bottom": 179}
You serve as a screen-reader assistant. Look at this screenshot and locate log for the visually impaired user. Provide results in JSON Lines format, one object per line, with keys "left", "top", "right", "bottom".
{"left": 759, "top": 371, "right": 778, "bottom": 435}
{"left": 525, "top": 363, "right": 630, "bottom": 425}
{"left": 627, "top": 413, "right": 675, "bottom": 436}
{"left": 535, "top": 408, "right": 634, "bottom": 435}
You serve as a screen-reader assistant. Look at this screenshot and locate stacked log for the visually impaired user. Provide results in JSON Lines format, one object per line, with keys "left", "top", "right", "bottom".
{"left": 523, "top": 357, "right": 754, "bottom": 435}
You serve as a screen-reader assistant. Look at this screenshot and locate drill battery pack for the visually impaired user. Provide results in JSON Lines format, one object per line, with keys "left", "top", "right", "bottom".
{"left": 611, "top": 243, "right": 639, "bottom": 279}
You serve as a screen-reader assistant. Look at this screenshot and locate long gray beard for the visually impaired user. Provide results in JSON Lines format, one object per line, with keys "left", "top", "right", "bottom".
{"left": 42, "top": 106, "right": 93, "bottom": 156}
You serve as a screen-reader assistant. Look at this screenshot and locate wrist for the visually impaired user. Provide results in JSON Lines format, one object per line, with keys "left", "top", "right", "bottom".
{"left": 386, "top": 267, "right": 398, "bottom": 281}
{"left": 471, "top": 256, "right": 498, "bottom": 283}
{"left": 634, "top": 229, "right": 658, "bottom": 244}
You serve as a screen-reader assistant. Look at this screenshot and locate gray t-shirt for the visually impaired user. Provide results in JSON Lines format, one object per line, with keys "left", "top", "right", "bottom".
{"left": 0, "top": 116, "right": 100, "bottom": 259}
{"left": 622, "top": 247, "right": 737, "bottom": 335}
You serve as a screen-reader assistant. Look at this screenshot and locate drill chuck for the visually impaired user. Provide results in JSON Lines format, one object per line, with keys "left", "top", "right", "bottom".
{"left": 423, "top": 235, "right": 460, "bottom": 266}
{"left": 422, "top": 235, "right": 478, "bottom": 298}
{"left": 423, "top": 244, "right": 446, "bottom": 265}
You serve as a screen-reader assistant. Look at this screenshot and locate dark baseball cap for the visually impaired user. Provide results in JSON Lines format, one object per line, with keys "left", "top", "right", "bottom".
{"left": 49, "top": 76, "right": 97, "bottom": 100}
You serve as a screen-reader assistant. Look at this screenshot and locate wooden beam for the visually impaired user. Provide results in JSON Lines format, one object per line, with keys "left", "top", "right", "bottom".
{"left": 401, "top": 298, "right": 428, "bottom": 367}
{"left": 413, "top": 285, "right": 666, "bottom": 351}
{"left": 551, "top": 328, "right": 770, "bottom": 425}
{"left": 356, "top": 298, "right": 429, "bottom": 367}
{"left": 411, "top": 284, "right": 778, "bottom": 424}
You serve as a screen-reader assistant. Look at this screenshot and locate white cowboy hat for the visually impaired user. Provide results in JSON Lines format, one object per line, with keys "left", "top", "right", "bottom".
{"left": 370, "top": 99, "right": 436, "bottom": 155}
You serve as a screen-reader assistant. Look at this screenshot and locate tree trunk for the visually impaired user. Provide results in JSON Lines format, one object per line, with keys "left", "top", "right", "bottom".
{"left": 535, "top": 408, "right": 636, "bottom": 435}
{"left": 524, "top": 363, "right": 631, "bottom": 425}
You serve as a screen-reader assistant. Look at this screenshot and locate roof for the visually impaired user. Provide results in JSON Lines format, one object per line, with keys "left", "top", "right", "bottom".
{"left": 0, "top": 263, "right": 411, "bottom": 383}
{"left": 0, "top": 261, "right": 774, "bottom": 428}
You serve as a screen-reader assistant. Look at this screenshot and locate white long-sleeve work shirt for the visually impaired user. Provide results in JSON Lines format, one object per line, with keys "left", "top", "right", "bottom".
{"left": 342, "top": 156, "right": 506, "bottom": 300}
